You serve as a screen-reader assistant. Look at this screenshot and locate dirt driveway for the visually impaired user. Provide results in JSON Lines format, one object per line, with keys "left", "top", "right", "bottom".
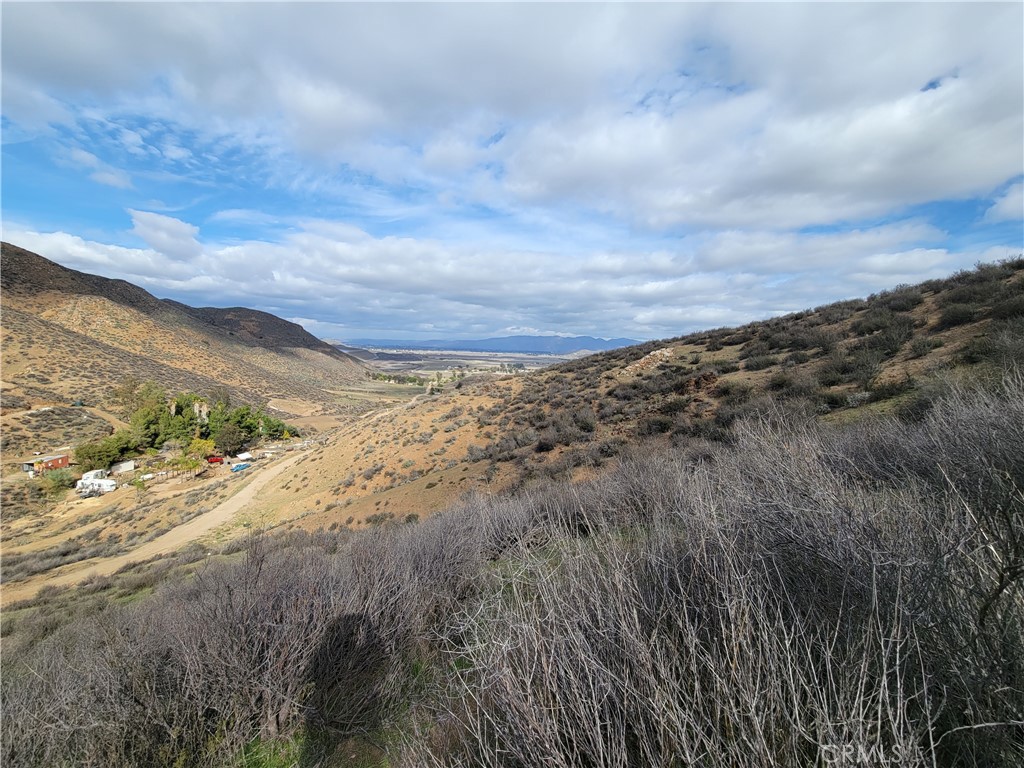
{"left": 1, "top": 451, "right": 307, "bottom": 606}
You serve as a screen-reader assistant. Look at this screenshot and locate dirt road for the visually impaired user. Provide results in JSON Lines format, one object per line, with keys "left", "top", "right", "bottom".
{"left": 2, "top": 451, "right": 306, "bottom": 606}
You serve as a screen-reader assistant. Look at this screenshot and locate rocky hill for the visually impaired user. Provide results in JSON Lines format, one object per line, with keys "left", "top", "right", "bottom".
{"left": 0, "top": 242, "right": 367, "bottom": 432}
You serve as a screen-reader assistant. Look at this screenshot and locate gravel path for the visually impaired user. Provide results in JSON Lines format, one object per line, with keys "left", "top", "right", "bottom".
{"left": 1, "top": 451, "right": 306, "bottom": 606}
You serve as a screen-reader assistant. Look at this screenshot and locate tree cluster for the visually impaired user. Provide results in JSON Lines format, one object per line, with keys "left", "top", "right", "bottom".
{"left": 372, "top": 372, "right": 428, "bottom": 386}
{"left": 75, "top": 378, "right": 298, "bottom": 471}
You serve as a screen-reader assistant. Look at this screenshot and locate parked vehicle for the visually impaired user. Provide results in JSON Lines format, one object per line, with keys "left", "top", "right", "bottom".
{"left": 76, "top": 477, "right": 117, "bottom": 497}
{"left": 207, "top": 456, "right": 224, "bottom": 464}
{"left": 231, "top": 463, "right": 251, "bottom": 473}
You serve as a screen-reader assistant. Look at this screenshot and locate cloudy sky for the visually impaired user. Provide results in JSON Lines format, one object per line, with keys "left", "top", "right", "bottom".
{"left": 3, "top": 2, "right": 1022, "bottom": 342}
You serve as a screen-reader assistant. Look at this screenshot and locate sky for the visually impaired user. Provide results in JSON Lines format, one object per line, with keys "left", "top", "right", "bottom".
{"left": 2, "top": 2, "right": 1022, "bottom": 342}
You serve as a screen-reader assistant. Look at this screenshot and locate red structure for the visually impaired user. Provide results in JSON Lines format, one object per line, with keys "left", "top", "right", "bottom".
{"left": 25, "top": 454, "right": 70, "bottom": 473}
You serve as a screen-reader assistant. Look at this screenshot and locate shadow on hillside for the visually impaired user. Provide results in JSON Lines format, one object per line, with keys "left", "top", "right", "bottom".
{"left": 299, "top": 612, "right": 388, "bottom": 767}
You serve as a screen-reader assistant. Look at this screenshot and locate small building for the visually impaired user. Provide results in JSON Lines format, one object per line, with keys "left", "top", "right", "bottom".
{"left": 235, "top": 452, "right": 254, "bottom": 462}
{"left": 22, "top": 454, "right": 70, "bottom": 474}
{"left": 110, "top": 460, "right": 136, "bottom": 475}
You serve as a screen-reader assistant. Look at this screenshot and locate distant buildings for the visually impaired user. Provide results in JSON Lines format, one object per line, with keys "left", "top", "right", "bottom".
{"left": 20, "top": 454, "right": 70, "bottom": 474}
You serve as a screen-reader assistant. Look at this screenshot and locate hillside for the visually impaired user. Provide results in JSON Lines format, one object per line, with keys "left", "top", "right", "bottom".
{"left": 3, "top": 258, "right": 1022, "bottom": 586}
{"left": 2, "top": 257, "right": 1023, "bottom": 767}
{"left": 4, "top": 301, "right": 1023, "bottom": 767}
{"left": 0, "top": 242, "right": 367, "bottom": 435}
{"left": 267, "top": 257, "right": 1024, "bottom": 531}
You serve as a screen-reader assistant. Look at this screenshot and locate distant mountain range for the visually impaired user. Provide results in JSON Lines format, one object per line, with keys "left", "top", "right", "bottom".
{"left": 341, "top": 335, "right": 641, "bottom": 355}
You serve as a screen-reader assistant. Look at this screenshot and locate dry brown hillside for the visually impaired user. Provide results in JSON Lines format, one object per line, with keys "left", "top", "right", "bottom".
{"left": 0, "top": 242, "right": 367, "bottom": 427}
{"left": 281, "top": 257, "right": 1024, "bottom": 532}
{"left": 1, "top": 255, "right": 1021, "bottom": 607}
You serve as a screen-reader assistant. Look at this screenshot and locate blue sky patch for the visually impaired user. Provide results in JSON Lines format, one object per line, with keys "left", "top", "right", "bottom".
{"left": 2, "top": 3, "right": 1021, "bottom": 341}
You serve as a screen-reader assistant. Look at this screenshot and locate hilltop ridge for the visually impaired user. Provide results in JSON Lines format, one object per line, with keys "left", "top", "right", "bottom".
{"left": 0, "top": 242, "right": 367, "bottom": 425}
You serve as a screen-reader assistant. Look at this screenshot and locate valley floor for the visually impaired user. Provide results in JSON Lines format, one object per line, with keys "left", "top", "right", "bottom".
{"left": 1, "top": 448, "right": 311, "bottom": 605}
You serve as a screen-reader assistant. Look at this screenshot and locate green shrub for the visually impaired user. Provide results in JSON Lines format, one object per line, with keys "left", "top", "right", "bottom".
{"left": 659, "top": 397, "right": 691, "bottom": 415}
{"left": 534, "top": 433, "right": 556, "bottom": 453}
{"left": 714, "top": 380, "right": 753, "bottom": 404}
{"left": 637, "top": 416, "right": 674, "bottom": 436}
{"left": 817, "top": 348, "right": 883, "bottom": 388}
{"left": 909, "top": 337, "right": 938, "bottom": 359}
{"left": 40, "top": 469, "right": 76, "bottom": 499}
{"left": 936, "top": 304, "right": 979, "bottom": 330}
{"left": 867, "top": 375, "right": 916, "bottom": 403}
{"left": 990, "top": 293, "right": 1024, "bottom": 320}
{"left": 851, "top": 308, "right": 900, "bottom": 336}
{"left": 570, "top": 407, "right": 597, "bottom": 434}
{"left": 743, "top": 355, "right": 778, "bottom": 371}
{"left": 959, "top": 317, "right": 1024, "bottom": 367}
{"left": 940, "top": 280, "right": 1003, "bottom": 308}
{"left": 862, "top": 314, "right": 915, "bottom": 356}
{"left": 817, "top": 389, "right": 848, "bottom": 411}
{"left": 739, "top": 340, "right": 771, "bottom": 359}
{"left": 767, "top": 371, "right": 820, "bottom": 400}
{"left": 877, "top": 287, "right": 924, "bottom": 312}
{"left": 714, "top": 361, "right": 740, "bottom": 374}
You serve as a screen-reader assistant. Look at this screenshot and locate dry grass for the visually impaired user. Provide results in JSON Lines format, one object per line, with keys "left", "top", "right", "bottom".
{"left": 3, "top": 259, "right": 1022, "bottom": 609}
{"left": 3, "top": 368, "right": 1022, "bottom": 767}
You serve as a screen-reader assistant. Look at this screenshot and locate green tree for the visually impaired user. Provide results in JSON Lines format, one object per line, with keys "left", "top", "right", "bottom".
{"left": 40, "top": 468, "right": 76, "bottom": 499}
{"left": 173, "top": 456, "right": 203, "bottom": 476}
{"left": 129, "top": 476, "right": 148, "bottom": 501}
{"left": 125, "top": 381, "right": 170, "bottom": 445}
{"left": 215, "top": 422, "right": 247, "bottom": 456}
{"left": 136, "top": 381, "right": 168, "bottom": 412}
{"left": 207, "top": 400, "right": 230, "bottom": 441}
{"left": 157, "top": 407, "right": 198, "bottom": 447}
{"left": 111, "top": 375, "right": 142, "bottom": 419}
{"left": 130, "top": 404, "right": 165, "bottom": 448}
{"left": 228, "top": 405, "right": 262, "bottom": 438}
{"left": 76, "top": 429, "right": 141, "bottom": 471}
{"left": 187, "top": 438, "right": 216, "bottom": 459}
{"left": 207, "top": 386, "right": 232, "bottom": 410}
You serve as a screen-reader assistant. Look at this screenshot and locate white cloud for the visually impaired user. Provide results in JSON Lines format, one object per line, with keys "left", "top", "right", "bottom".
{"left": 0, "top": 72, "right": 71, "bottom": 128}
{"left": 89, "top": 169, "right": 133, "bottom": 189}
{"left": 5, "top": 3, "right": 1018, "bottom": 234}
{"left": 5, "top": 227, "right": 194, "bottom": 283}
{"left": 119, "top": 127, "right": 148, "bottom": 156}
{"left": 985, "top": 183, "right": 1023, "bottom": 222}
{"left": 64, "top": 145, "right": 134, "bottom": 188}
{"left": 68, "top": 148, "right": 101, "bottom": 169}
{"left": 160, "top": 140, "right": 191, "bottom": 162}
{"left": 7, "top": 212, "right": 1008, "bottom": 342}
{"left": 127, "top": 209, "right": 202, "bottom": 261}
{"left": 2, "top": 4, "right": 1021, "bottom": 341}
{"left": 693, "top": 221, "right": 945, "bottom": 274}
